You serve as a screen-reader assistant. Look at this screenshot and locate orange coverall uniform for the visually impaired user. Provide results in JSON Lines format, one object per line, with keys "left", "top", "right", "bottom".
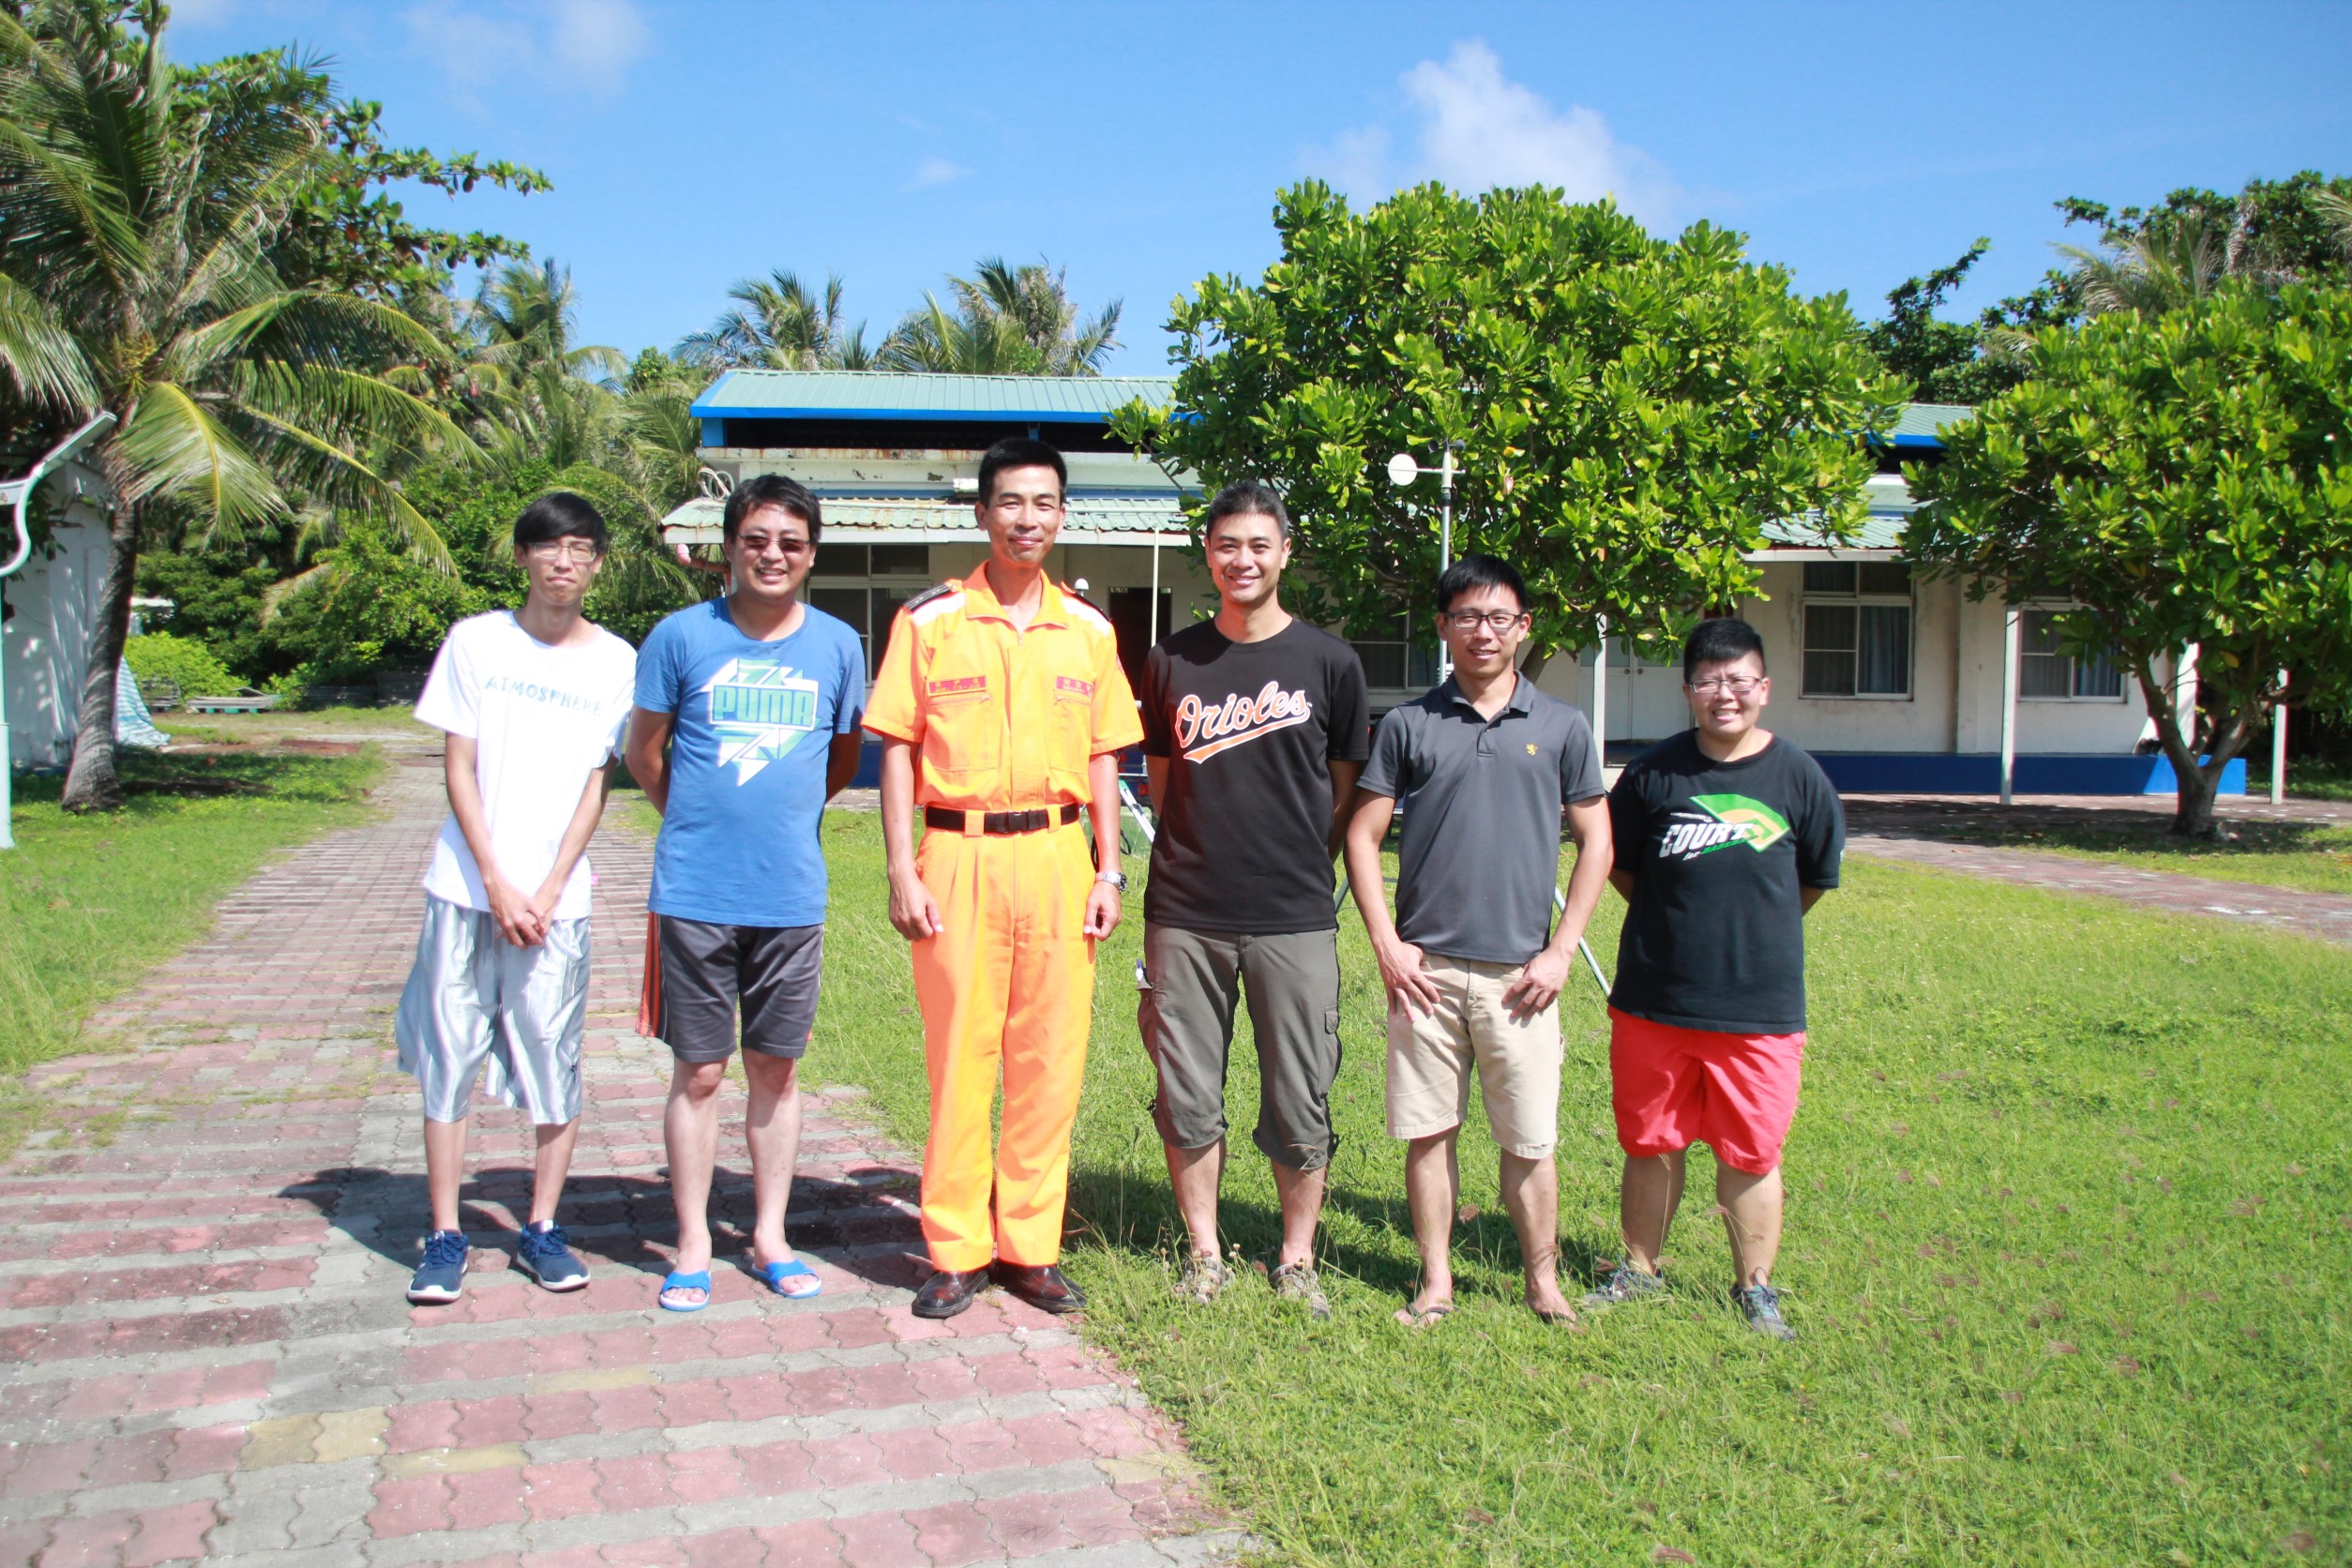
{"left": 864, "top": 567, "right": 1142, "bottom": 1272}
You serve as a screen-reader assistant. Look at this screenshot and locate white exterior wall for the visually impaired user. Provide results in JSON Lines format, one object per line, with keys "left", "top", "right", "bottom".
{"left": 2, "top": 471, "right": 110, "bottom": 768}
{"left": 1530, "top": 559, "right": 2168, "bottom": 755}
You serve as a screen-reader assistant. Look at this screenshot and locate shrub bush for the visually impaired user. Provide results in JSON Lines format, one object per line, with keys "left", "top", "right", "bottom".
{"left": 123, "top": 632, "right": 241, "bottom": 699}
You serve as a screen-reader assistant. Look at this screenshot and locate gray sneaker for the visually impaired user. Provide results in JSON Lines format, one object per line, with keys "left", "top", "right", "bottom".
{"left": 1171, "top": 1251, "right": 1234, "bottom": 1305}
{"left": 1270, "top": 1260, "right": 1332, "bottom": 1322}
{"left": 1580, "top": 1263, "right": 1667, "bottom": 1311}
{"left": 1734, "top": 1283, "right": 1797, "bottom": 1340}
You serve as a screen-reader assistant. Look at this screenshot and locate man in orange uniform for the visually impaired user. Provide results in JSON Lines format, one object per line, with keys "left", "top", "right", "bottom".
{"left": 866, "top": 437, "right": 1141, "bottom": 1320}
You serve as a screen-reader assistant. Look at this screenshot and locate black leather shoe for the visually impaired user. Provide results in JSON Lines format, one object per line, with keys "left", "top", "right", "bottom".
{"left": 911, "top": 1267, "right": 989, "bottom": 1319}
{"left": 991, "top": 1261, "right": 1087, "bottom": 1315}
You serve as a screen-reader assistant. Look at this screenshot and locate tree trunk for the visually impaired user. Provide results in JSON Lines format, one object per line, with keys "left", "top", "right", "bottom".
{"left": 2135, "top": 658, "right": 2255, "bottom": 840}
{"left": 59, "top": 502, "right": 140, "bottom": 814}
{"left": 1519, "top": 643, "right": 1554, "bottom": 685}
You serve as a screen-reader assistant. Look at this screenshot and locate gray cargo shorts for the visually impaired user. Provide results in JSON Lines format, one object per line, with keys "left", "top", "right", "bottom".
{"left": 1138, "top": 923, "right": 1343, "bottom": 1171}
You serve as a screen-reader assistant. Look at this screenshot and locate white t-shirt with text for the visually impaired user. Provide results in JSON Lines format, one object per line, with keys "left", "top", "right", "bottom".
{"left": 414, "top": 610, "right": 638, "bottom": 923}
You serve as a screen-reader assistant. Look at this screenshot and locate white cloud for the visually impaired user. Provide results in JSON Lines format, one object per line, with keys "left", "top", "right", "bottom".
{"left": 402, "top": 0, "right": 650, "bottom": 97}
{"left": 904, "top": 156, "right": 972, "bottom": 191}
{"left": 1304, "top": 40, "right": 1675, "bottom": 226}
{"left": 549, "top": 0, "right": 650, "bottom": 90}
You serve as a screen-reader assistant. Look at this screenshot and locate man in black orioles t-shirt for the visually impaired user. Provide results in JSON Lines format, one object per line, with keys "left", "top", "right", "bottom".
{"left": 1588, "top": 615, "right": 1843, "bottom": 1340}
{"left": 1138, "top": 480, "right": 1370, "bottom": 1319}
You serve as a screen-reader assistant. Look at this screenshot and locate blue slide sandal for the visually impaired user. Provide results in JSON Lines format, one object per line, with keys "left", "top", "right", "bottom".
{"left": 658, "top": 1269, "right": 712, "bottom": 1312}
{"left": 758, "top": 1259, "right": 823, "bottom": 1300}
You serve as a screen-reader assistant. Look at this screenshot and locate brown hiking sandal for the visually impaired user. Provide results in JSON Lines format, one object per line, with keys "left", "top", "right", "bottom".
{"left": 1271, "top": 1260, "right": 1332, "bottom": 1321}
{"left": 1172, "top": 1251, "right": 1235, "bottom": 1305}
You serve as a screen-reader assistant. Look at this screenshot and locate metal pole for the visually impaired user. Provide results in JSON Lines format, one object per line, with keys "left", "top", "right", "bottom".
{"left": 1999, "top": 605, "right": 2021, "bottom": 807}
{"left": 2271, "top": 669, "right": 2288, "bottom": 806}
{"left": 1437, "top": 444, "right": 1456, "bottom": 683}
{"left": 1148, "top": 537, "right": 1160, "bottom": 647}
{"left": 1591, "top": 615, "right": 1610, "bottom": 775}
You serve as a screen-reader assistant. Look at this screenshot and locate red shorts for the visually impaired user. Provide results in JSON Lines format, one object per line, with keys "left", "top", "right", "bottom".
{"left": 1607, "top": 1007, "right": 1803, "bottom": 1176}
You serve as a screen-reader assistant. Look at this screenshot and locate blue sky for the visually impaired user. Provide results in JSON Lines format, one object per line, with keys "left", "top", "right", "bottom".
{"left": 177, "top": 0, "right": 2352, "bottom": 376}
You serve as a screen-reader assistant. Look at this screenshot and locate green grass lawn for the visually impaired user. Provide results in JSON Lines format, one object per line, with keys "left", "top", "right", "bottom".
{"left": 807, "top": 809, "right": 2349, "bottom": 1565}
{"left": 0, "top": 746, "right": 384, "bottom": 1135}
{"left": 2249, "top": 755, "right": 2352, "bottom": 807}
{"left": 1914, "top": 813, "right": 2352, "bottom": 897}
{"left": 157, "top": 703, "right": 432, "bottom": 747}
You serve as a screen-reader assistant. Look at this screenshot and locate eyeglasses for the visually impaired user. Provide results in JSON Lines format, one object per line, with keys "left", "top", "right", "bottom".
{"left": 736, "top": 535, "right": 812, "bottom": 555}
{"left": 1443, "top": 611, "right": 1526, "bottom": 632}
{"left": 525, "top": 540, "right": 599, "bottom": 563}
{"left": 1686, "top": 676, "right": 1763, "bottom": 696}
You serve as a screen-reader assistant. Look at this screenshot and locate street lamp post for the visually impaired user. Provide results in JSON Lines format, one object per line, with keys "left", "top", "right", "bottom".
{"left": 1387, "top": 441, "right": 1464, "bottom": 680}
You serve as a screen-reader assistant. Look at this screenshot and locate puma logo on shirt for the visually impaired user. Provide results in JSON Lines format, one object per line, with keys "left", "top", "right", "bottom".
{"left": 1174, "top": 682, "right": 1316, "bottom": 762}
{"left": 701, "top": 658, "right": 820, "bottom": 784}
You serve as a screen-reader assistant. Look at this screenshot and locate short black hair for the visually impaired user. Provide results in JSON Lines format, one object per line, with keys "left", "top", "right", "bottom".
{"left": 1436, "top": 552, "right": 1529, "bottom": 614}
{"left": 976, "top": 437, "right": 1066, "bottom": 505}
{"left": 1203, "top": 478, "right": 1290, "bottom": 540}
{"left": 724, "top": 472, "right": 822, "bottom": 544}
{"left": 1681, "top": 615, "right": 1767, "bottom": 683}
{"left": 513, "top": 491, "right": 607, "bottom": 554}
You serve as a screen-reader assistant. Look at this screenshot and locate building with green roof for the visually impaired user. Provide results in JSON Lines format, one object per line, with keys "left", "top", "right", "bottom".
{"left": 661, "top": 374, "right": 2219, "bottom": 795}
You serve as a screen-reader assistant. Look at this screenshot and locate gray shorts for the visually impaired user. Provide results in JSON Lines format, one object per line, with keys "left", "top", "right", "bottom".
{"left": 1138, "top": 923, "right": 1343, "bottom": 1171}
{"left": 394, "top": 895, "right": 588, "bottom": 1126}
{"left": 648, "top": 916, "right": 822, "bottom": 1063}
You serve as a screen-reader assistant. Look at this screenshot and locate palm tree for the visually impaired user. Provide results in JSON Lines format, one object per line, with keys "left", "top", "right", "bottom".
{"left": 676, "top": 269, "right": 869, "bottom": 370}
{"left": 0, "top": 2, "right": 476, "bottom": 810}
{"left": 879, "top": 256, "right": 1120, "bottom": 374}
{"left": 467, "top": 259, "right": 626, "bottom": 387}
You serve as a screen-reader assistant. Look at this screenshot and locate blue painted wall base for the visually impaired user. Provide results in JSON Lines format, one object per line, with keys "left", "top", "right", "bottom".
{"left": 1811, "top": 751, "right": 2246, "bottom": 796}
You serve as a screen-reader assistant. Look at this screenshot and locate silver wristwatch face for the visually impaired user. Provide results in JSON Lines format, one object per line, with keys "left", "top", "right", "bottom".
{"left": 1099, "top": 870, "right": 1128, "bottom": 891}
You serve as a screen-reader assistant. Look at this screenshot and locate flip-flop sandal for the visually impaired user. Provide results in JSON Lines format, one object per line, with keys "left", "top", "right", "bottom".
{"left": 658, "top": 1270, "right": 712, "bottom": 1313}
{"left": 756, "top": 1259, "right": 822, "bottom": 1300}
{"left": 1396, "top": 1300, "right": 1455, "bottom": 1330}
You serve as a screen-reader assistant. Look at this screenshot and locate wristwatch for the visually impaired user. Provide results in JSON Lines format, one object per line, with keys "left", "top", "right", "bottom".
{"left": 1096, "top": 868, "right": 1128, "bottom": 892}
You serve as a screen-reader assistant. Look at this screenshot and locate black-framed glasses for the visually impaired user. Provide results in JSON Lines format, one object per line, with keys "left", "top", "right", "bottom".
{"left": 525, "top": 539, "right": 600, "bottom": 563}
{"left": 1686, "top": 676, "right": 1763, "bottom": 696}
{"left": 1443, "top": 610, "right": 1526, "bottom": 632}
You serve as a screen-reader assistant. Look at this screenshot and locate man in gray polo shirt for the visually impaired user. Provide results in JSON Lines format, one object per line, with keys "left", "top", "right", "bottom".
{"left": 1344, "top": 553, "right": 1612, "bottom": 1327}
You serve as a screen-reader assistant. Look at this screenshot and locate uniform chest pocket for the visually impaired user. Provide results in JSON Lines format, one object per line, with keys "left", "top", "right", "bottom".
{"left": 1048, "top": 675, "right": 1094, "bottom": 791}
{"left": 920, "top": 665, "right": 1000, "bottom": 781}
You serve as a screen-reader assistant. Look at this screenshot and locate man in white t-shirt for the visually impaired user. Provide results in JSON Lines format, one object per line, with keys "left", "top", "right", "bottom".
{"left": 393, "top": 492, "right": 639, "bottom": 1306}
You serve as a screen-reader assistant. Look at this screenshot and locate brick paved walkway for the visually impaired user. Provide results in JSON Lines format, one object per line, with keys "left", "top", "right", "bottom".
{"left": 0, "top": 753, "right": 1242, "bottom": 1567}
{"left": 1845, "top": 793, "right": 2352, "bottom": 947}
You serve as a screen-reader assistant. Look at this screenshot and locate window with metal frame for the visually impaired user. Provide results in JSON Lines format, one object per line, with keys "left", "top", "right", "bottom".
{"left": 1349, "top": 611, "right": 1439, "bottom": 689}
{"left": 2019, "top": 608, "right": 2127, "bottom": 700}
{"left": 1801, "top": 561, "right": 1912, "bottom": 697}
{"left": 808, "top": 543, "right": 935, "bottom": 678}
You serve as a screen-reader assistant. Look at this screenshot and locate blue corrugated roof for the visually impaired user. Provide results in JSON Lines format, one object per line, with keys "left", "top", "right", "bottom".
{"left": 692, "top": 370, "right": 1973, "bottom": 448}
{"left": 692, "top": 371, "right": 1173, "bottom": 422}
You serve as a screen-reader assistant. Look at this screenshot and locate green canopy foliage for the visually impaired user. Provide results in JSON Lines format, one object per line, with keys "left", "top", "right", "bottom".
{"left": 1114, "top": 182, "right": 1904, "bottom": 670}
{"left": 1904, "top": 283, "right": 2352, "bottom": 837}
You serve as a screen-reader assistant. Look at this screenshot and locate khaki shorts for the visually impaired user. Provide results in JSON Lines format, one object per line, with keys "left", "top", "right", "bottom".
{"left": 1385, "top": 955, "right": 1562, "bottom": 1158}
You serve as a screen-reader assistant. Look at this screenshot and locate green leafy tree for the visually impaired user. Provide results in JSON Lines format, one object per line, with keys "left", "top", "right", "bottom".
{"left": 1113, "top": 182, "right": 1904, "bottom": 673}
{"left": 0, "top": 1, "right": 520, "bottom": 810}
{"left": 1864, "top": 238, "right": 2026, "bottom": 404}
{"left": 1904, "top": 283, "right": 2352, "bottom": 838}
{"left": 881, "top": 256, "right": 1121, "bottom": 375}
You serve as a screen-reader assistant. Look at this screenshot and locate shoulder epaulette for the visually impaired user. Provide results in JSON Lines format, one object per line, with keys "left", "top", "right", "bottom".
{"left": 1060, "top": 589, "right": 1114, "bottom": 634}
{"left": 904, "top": 581, "right": 959, "bottom": 612}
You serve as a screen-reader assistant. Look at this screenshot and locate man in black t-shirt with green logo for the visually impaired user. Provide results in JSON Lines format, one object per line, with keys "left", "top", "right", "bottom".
{"left": 1589, "top": 616, "right": 1844, "bottom": 1340}
{"left": 1138, "top": 480, "right": 1371, "bottom": 1320}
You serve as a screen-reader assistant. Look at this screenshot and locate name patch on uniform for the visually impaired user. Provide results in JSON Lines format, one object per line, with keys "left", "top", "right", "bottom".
{"left": 927, "top": 675, "right": 988, "bottom": 701}
{"left": 1054, "top": 677, "right": 1094, "bottom": 699}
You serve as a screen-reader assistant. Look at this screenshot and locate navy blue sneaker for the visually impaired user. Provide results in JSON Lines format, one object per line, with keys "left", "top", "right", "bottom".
{"left": 1735, "top": 1282, "right": 1797, "bottom": 1340}
{"left": 517, "top": 1221, "right": 590, "bottom": 1292}
{"left": 407, "top": 1229, "right": 469, "bottom": 1304}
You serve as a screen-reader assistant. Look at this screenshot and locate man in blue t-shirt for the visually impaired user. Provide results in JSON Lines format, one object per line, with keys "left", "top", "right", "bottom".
{"left": 624, "top": 474, "right": 866, "bottom": 1312}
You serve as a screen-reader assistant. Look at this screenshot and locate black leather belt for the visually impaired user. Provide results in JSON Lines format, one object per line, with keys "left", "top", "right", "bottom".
{"left": 924, "top": 804, "right": 1081, "bottom": 836}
